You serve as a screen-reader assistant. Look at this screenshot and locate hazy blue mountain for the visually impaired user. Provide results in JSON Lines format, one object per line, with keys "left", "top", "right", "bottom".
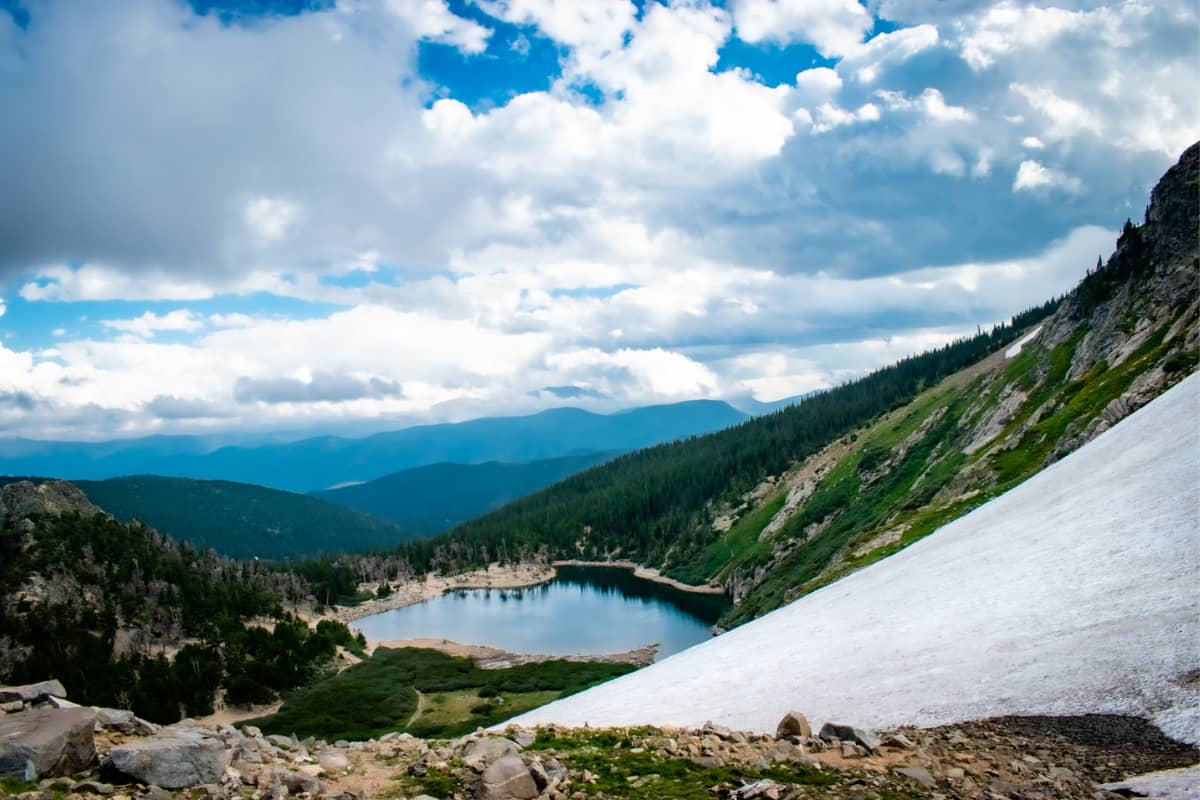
{"left": 74, "top": 475, "right": 415, "bottom": 560}
{"left": 313, "top": 451, "right": 617, "bottom": 535}
{"left": 0, "top": 400, "right": 748, "bottom": 492}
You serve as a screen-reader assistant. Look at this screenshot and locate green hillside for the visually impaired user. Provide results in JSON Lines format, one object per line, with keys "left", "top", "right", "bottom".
{"left": 314, "top": 452, "right": 616, "bottom": 535}
{"left": 76, "top": 475, "right": 415, "bottom": 560}
{"left": 378, "top": 142, "right": 1199, "bottom": 629}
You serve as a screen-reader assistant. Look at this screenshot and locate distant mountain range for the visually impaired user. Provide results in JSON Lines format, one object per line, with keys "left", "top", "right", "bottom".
{"left": 0, "top": 400, "right": 749, "bottom": 493}
{"left": 312, "top": 451, "right": 617, "bottom": 536}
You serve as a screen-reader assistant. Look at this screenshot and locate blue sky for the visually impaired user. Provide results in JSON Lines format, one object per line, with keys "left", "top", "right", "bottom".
{"left": 0, "top": 0, "right": 1196, "bottom": 439}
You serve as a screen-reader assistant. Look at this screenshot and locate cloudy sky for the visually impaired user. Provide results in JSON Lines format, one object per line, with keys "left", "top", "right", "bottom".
{"left": 0, "top": 0, "right": 1196, "bottom": 440}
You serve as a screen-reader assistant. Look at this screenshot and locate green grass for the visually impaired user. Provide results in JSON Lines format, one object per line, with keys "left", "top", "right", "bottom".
{"left": 246, "top": 647, "right": 635, "bottom": 741}
{"left": 406, "top": 689, "right": 561, "bottom": 738}
{"left": 670, "top": 489, "right": 787, "bottom": 585}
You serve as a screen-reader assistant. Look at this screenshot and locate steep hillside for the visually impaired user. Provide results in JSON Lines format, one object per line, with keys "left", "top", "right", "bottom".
{"left": 70, "top": 475, "right": 415, "bottom": 560}
{"left": 512, "top": 372, "right": 1200, "bottom": 742}
{"left": 376, "top": 143, "right": 1198, "bottom": 630}
{"left": 0, "top": 400, "right": 746, "bottom": 492}
{"left": 314, "top": 452, "right": 616, "bottom": 535}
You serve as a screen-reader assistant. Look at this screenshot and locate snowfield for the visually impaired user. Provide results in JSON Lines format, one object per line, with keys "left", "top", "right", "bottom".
{"left": 511, "top": 372, "right": 1200, "bottom": 743}
{"left": 1005, "top": 325, "right": 1043, "bottom": 358}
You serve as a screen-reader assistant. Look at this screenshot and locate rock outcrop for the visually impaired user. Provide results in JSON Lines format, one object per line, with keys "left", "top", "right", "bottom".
{"left": 0, "top": 480, "right": 101, "bottom": 523}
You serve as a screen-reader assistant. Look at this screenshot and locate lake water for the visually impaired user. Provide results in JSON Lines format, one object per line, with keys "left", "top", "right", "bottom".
{"left": 352, "top": 566, "right": 730, "bottom": 661}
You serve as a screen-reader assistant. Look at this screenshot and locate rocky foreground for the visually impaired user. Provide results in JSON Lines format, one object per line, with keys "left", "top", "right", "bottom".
{"left": 2, "top": 680, "right": 1198, "bottom": 799}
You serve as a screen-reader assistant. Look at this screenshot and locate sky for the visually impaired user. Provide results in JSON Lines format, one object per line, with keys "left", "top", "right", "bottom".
{"left": 0, "top": 0, "right": 1196, "bottom": 440}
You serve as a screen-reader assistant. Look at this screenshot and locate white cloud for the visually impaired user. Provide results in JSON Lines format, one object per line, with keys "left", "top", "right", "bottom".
{"left": 732, "top": 0, "right": 872, "bottom": 57}
{"left": 794, "top": 67, "right": 842, "bottom": 100}
{"left": 837, "top": 24, "right": 940, "bottom": 83}
{"left": 1013, "top": 159, "right": 1082, "bottom": 193}
{"left": 810, "top": 102, "right": 881, "bottom": 134}
{"left": 877, "top": 88, "right": 972, "bottom": 123}
{"left": 476, "top": 0, "right": 635, "bottom": 53}
{"left": 101, "top": 310, "right": 205, "bottom": 339}
{"left": 385, "top": 0, "right": 492, "bottom": 53}
{"left": 243, "top": 196, "right": 300, "bottom": 243}
{"left": 1022, "top": 136, "right": 1045, "bottom": 149}
{"left": 1010, "top": 83, "right": 1101, "bottom": 142}
{"left": 20, "top": 264, "right": 216, "bottom": 302}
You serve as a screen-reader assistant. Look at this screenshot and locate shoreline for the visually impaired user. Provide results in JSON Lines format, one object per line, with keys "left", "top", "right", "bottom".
{"left": 370, "top": 637, "right": 659, "bottom": 669}
{"left": 552, "top": 559, "right": 727, "bottom": 595}
{"left": 328, "top": 562, "right": 556, "bottom": 624}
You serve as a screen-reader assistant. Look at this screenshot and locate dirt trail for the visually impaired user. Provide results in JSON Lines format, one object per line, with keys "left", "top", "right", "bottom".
{"left": 405, "top": 689, "right": 427, "bottom": 729}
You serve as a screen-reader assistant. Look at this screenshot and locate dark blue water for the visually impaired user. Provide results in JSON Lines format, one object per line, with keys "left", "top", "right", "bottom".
{"left": 353, "top": 566, "right": 730, "bottom": 661}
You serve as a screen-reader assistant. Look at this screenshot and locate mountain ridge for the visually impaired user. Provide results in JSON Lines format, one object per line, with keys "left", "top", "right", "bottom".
{"left": 0, "top": 399, "right": 748, "bottom": 493}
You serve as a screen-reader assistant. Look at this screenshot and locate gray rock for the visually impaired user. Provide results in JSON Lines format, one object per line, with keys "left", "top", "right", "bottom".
{"left": 317, "top": 752, "right": 349, "bottom": 773}
{"left": 881, "top": 732, "right": 916, "bottom": 750}
{"left": 71, "top": 779, "right": 114, "bottom": 795}
{"left": 0, "top": 701, "right": 23, "bottom": 713}
{"left": 108, "top": 727, "right": 228, "bottom": 789}
{"left": 93, "top": 708, "right": 158, "bottom": 737}
{"left": 462, "top": 737, "right": 520, "bottom": 772}
{"left": 817, "top": 722, "right": 880, "bottom": 753}
{"left": 0, "top": 680, "right": 68, "bottom": 704}
{"left": 0, "top": 706, "right": 96, "bottom": 779}
{"left": 475, "top": 754, "right": 537, "bottom": 800}
{"left": 775, "top": 711, "right": 811, "bottom": 740}
{"left": 896, "top": 766, "right": 936, "bottom": 788}
{"left": 510, "top": 729, "right": 537, "bottom": 748}
{"left": 271, "top": 767, "right": 321, "bottom": 795}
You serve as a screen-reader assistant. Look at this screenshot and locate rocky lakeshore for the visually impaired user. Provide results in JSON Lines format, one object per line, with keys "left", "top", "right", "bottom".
{"left": 2, "top": 679, "right": 1197, "bottom": 800}
{"left": 326, "top": 565, "right": 557, "bottom": 625}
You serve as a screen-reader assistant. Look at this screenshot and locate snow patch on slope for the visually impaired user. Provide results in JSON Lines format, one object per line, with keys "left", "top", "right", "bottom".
{"left": 511, "top": 373, "right": 1200, "bottom": 742}
{"left": 1005, "top": 324, "right": 1043, "bottom": 358}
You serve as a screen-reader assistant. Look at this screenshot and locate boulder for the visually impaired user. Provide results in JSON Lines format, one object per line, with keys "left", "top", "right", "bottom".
{"left": 317, "top": 751, "right": 349, "bottom": 773}
{"left": 475, "top": 754, "right": 537, "bottom": 800}
{"left": 269, "top": 767, "right": 321, "bottom": 795}
{"left": 0, "top": 706, "right": 97, "bottom": 779}
{"left": 108, "top": 726, "right": 228, "bottom": 789}
{"left": 895, "top": 766, "right": 936, "bottom": 788}
{"left": 817, "top": 722, "right": 880, "bottom": 753}
{"left": 94, "top": 708, "right": 157, "bottom": 736}
{"left": 0, "top": 680, "right": 68, "bottom": 704}
{"left": 775, "top": 712, "right": 811, "bottom": 740}
{"left": 462, "top": 737, "right": 520, "bottom": 772}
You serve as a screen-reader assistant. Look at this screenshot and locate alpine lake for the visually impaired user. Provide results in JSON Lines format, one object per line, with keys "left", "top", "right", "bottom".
{"left": 353, "top": 565, "right": 731, "bottom": 661}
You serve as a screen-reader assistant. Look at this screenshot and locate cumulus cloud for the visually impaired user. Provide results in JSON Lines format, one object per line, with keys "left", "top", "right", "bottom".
{"left": 0, "top": 0, "right": 1194, "bottom": 437}
{"left": 732, "top": 0, "right": 872, "bottom": 57}
{"left": 1012, "top": 160, "right": 1082, "bottom": 193}
{"left": 101, "top": 310, "right": 205, "bottom": 338}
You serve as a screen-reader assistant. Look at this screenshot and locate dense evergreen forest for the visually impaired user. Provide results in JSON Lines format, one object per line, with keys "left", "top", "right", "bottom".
{"left": 0, "top": 507, "right": 363, "bottom": 723}
{"left": 357, "top": 297, "right": 1061, "bottom": 583}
